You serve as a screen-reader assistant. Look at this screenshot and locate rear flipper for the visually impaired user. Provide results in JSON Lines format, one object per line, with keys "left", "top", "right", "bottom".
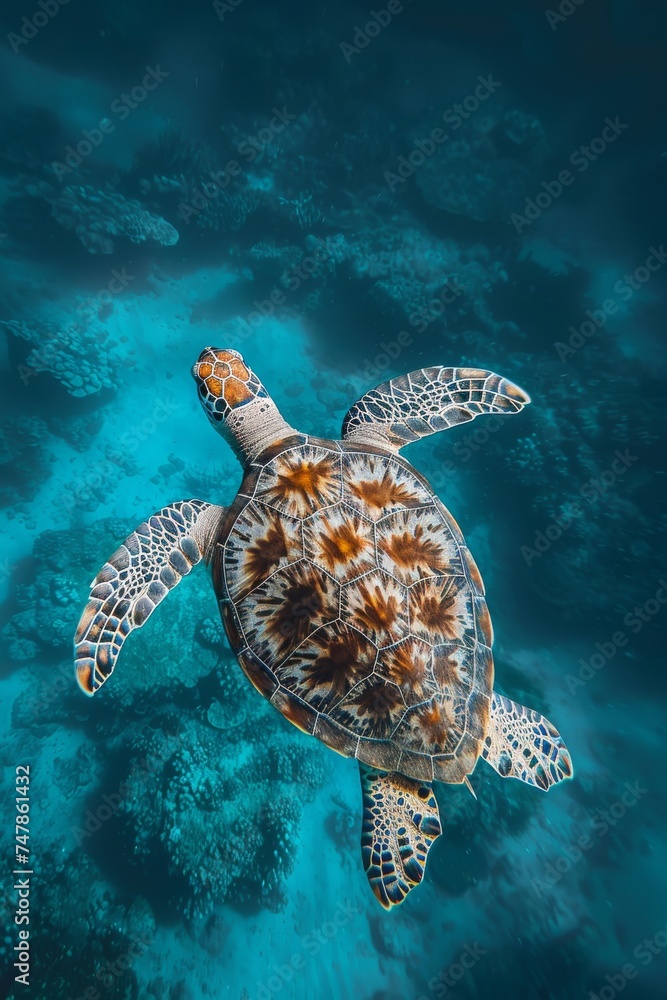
{"left": 359, "top": 763, "right": 441, "bottom": 909}
{"left": 482, "top": 693, "right": 573, "bottom": 790}
{"left": 74, "top": 499, "right": 225, "bottom": 695}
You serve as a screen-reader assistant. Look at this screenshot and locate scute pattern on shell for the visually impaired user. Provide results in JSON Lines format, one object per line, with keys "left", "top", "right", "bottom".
{"left": 217, "top": 439, "right": 493, "bottom": 784}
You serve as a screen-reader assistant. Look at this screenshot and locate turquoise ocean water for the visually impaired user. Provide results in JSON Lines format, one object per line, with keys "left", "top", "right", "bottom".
{"left": 1, "top": 2, "right": 666, "bottom": 998}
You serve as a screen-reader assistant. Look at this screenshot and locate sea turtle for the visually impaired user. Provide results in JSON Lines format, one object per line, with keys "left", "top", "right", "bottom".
{"left": 74, "top": 348, "right": 573, "bottom": 908}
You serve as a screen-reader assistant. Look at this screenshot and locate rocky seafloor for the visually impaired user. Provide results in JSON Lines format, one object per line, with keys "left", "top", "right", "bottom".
{"left": 0, "top": 1, "right": 666, "bottom": 998}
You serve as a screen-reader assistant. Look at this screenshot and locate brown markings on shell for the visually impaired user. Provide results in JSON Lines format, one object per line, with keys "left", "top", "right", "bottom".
{"left": 198, "top": 362, "right": 213, "bottom": 378}
{"left": 466, "top": 690, "right": 491, "bottom": 741}
{"left": 432, "top": 644, "right": 471, "bottom": 690}
{"left": 473, "top": 596, "right": 494, "bottom": 646}
{"left": 279, "top": 461, "right": 327, "bottom": 499}
{"left": 298, "top": 627, "right": 374, "bottom": 706}
{"left": 333, "top": 677, "right": 405, "bottom": 740}
{"left": 237, "top": 650, "right": 278, "bottom": 699}
{"left": 349, "top": 468, "right": 421, "bottom": 513}
{"left": 462, "top": 546, "right": 485, "bottom": 595}
{"left": 264, "top": 578, "right": 324, "bottom": 655}
{"left": 379, "top": 639, "right": 433, "bottom": 701}
{"left": 379, "top": 521, "right": 449, "bottom": 582}
{"left": 241, "top": 516, "right": 294, "bottom": 597}
{"left": 213, "top": 360, "right": 231, "bottom": 378}
{"left": 346, "top": 575, "right": 406, "bottom": 644}
{"left": 313, "top": 714, "right": 358, "bottom": 757}
{"left": 347, "top": 678, "right": 403, "bottom": 721}
{"left": 216, "top": 438, "right": 496, "bottom": 783}
{"left": 410, "top": 576, "right": 468, "bottom": 642}
{"left": 270, "top": 688, "right": 318, "bottom": 735}
{"left": 258, "top": 450, "right": 341, "bottom": 517}
{"left": 400, "top": 697, "right": 464, "bottom": 755}
{"left": 222, "top": 602, "right": 243, "bottom": 650}
{"left": 318, "top": 520, "right": 370, "bottom": 569}
{"left": 242, "top": 563, "right": 340, "bottom": 663}
{"left": 306, "top": 509, "right": 375, "bottom": 583}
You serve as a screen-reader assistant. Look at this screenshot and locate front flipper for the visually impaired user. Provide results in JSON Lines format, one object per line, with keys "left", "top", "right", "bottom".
{"left": 74, "top": 499, "right": 225, "bottom": 695}
{"left": 482, "top": 692, "right": 573, "bottom": 790}
{"left": 359, "top": 763, "right": 441, "bottom": 909}
{"left": 342, "top": 366, "right": 530, "bottom": 452}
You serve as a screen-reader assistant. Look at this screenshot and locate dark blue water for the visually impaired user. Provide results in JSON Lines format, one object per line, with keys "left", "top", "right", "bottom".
{"left": 1, "top": 2, "right": 666, "bottom": 998}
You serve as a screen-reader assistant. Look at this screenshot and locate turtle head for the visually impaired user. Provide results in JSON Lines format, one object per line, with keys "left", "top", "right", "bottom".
{"left": 192, "top": 347, "right": 267, "bottom": 421}
{"left": 192, "top": 347, "right": 297, "bottom": 463}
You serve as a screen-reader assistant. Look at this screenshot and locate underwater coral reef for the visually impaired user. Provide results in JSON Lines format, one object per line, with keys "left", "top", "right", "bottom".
{"left": 0, "top": 1, "right": 665, "bottom": 998}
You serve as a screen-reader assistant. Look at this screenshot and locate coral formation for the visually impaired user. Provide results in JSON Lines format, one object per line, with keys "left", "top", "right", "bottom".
{"left": 28, "top": 850, "right": 155, "bottom": 999}
{"left": 0, "top": 415, "right": 50, "bottom": 507}
{"left": 2, "top": 313, "right": 122, "bottom": 396}
{"left": 415, "top": 109, "right": 544, "bottom": 222}
{"left": 0, "top": 11, "right": 663, "bottom": 999}
{"left": 116, "top": 704, "right": 326, "bottom": 918}
{"left": 24, "top": 181, "right": 179, "bottom": 254}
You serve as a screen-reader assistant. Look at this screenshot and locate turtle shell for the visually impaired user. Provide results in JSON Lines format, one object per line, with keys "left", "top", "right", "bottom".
{"left": 213, "top": 435, "right": 493, "bottom": 784}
